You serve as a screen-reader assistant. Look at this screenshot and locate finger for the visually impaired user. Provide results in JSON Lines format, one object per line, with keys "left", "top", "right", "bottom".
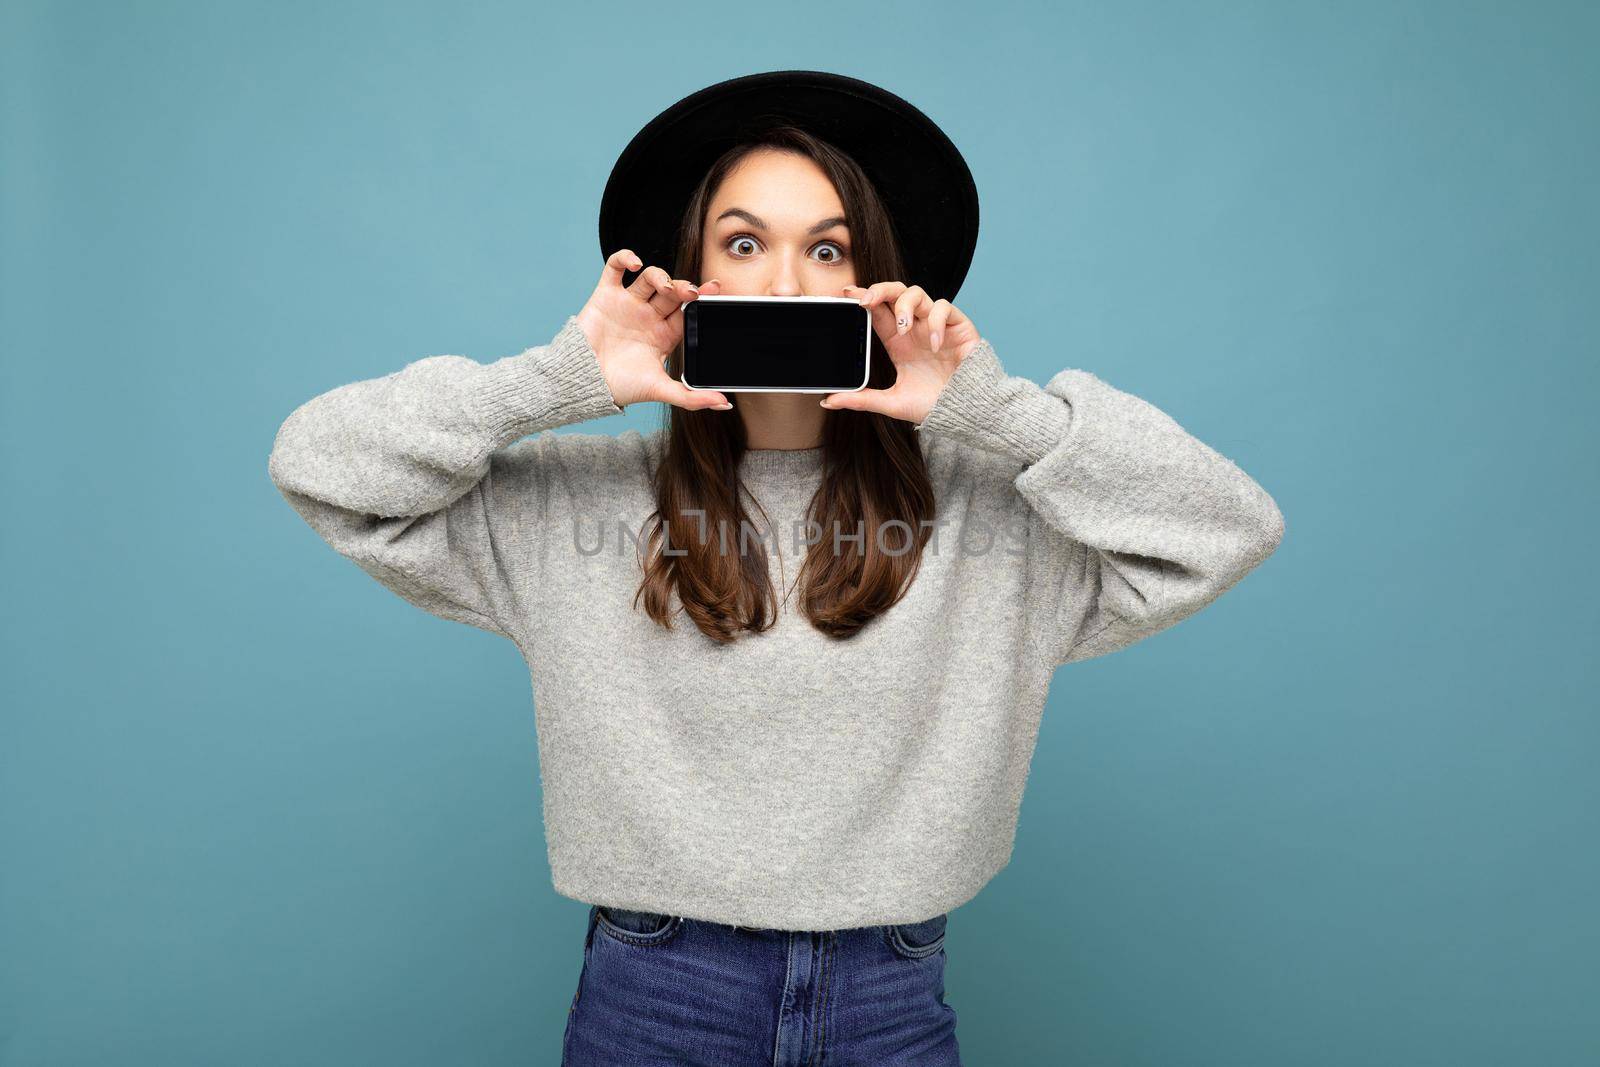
{"left": 854, "top": 282, "right": 907, "bottom": 347}
{"left": 855, "top": 281, "right": 907, "bottom": 312}
{"left": 657, "top": 277, "right": 702, "bottom": 315}
{"left": 893, "top": 286, "right": 933, "bottom": 338}
{"left": 866, "top": 301, "right": 900, "bottom": 347}
{"left": 663, "top": 289, "right": 698, "bottom": 338}
{"left": 928, "top": 299, "right": 953, "bottom": 350}
{"left": 937, "top": 300, "right": 971, "bottom": 328}
{"left": 626, "top": 263, "right": 673, "bottom": 297}
{"left": 630, "top": 266, "right": 684, "bottom": 316}
{"left": 603, "top": 248, "right": 645, "bottom": 288}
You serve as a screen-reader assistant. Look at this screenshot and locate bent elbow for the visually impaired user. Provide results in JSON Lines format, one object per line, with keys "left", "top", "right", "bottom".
{"left": 1257, "top": 494, "right": 1286, "bottom": 563}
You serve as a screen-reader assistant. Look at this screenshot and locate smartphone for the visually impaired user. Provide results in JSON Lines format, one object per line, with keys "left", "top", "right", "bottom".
{"left": 682, "top": 295, "right": 873, "bottom": 393}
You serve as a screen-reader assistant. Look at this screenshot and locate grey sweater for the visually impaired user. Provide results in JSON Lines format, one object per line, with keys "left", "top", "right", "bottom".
{"left": 267, "top": 314, "right": 1284, "bottom": 931}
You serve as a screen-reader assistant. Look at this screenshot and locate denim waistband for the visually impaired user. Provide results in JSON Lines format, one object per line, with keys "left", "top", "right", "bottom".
{"left": 596, "top": 904, "right": 946, "bottom": 936}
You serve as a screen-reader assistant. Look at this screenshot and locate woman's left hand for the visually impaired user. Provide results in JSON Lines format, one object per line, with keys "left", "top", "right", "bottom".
{"left": 819, "top": 282, "right": 984, "bottom": 425}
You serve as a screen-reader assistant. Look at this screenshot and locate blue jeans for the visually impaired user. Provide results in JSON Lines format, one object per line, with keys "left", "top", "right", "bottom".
{"left": 561, "top": 904, "right": 960, "bottom": 1066}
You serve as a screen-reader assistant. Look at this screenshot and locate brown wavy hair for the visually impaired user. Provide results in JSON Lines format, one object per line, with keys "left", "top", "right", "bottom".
{"left": 632, "top": 125, "right": 937, "bottom": 643}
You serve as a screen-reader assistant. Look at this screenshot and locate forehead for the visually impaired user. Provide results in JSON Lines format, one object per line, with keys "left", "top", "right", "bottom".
{"left": 709, "top": 149, "right": 845, "bottom": 222}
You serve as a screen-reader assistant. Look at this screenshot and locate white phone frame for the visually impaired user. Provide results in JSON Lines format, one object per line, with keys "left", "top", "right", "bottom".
{"left": 681, "top": 295, "right": 874, "bottom": 394}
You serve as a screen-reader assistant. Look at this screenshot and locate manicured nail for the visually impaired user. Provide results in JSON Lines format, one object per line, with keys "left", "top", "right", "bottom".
{"left": 819, "top": 398, "right": 833, "bottom": 408}
{"left": 930, "top": 330, "right": 942, "bottom": 349}
{"left": 714, "top": 402, "right": 733, "bottom": 410}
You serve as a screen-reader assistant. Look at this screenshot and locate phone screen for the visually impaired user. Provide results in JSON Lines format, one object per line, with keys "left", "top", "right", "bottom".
{"left": 683, "top": 297, "right": 872, "bottom": 392}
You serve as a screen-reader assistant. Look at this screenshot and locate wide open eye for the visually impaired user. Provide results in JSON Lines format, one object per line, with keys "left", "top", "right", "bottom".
{"left": 723, "top": 235, "right": 849, "bottom": 263}
{"left": 812, "top": 241, "right": 848, "bottom": 264}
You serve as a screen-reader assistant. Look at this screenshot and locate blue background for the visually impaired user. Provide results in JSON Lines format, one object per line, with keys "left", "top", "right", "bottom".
{"left": 3, "top": 1, "right": 1595, "bottom": 1064}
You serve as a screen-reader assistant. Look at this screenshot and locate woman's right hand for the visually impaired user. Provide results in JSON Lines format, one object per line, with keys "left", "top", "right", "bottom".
{"left": 575, "top": 249, "right": 732, "bottom": 411}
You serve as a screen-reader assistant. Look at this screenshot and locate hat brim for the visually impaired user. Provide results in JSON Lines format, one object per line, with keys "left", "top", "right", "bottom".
{"left": 598, "top": 70, "right": 979, "bottom": 301}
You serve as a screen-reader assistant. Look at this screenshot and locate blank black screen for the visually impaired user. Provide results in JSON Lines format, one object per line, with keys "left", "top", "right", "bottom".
{"left": 684, "top": 299, "right": 871, "bottom": 391}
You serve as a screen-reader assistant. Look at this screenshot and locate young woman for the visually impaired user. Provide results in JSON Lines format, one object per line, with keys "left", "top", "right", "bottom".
{"left": 268, "top": 71, "right": 1285, "bottom": 1066}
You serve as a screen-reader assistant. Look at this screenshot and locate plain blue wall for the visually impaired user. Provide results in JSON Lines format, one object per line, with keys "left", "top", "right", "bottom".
{"left": 3, "top": 1, "right": 1595, "bottom": 1064}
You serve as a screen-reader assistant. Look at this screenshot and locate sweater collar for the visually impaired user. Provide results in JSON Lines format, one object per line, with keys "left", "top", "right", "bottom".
{"left": 644, "top": 429, "right": 825, "bottom": 488}
{"left": 736, "top": 445, "right": 825, "bottom": 486}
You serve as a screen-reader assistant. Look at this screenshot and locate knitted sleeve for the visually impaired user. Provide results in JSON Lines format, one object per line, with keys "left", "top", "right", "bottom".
{"left": 266, "top": 315, "right": 624, "bottom": 640}
{"left": 914, "top": 338, "right": 1285, "bottom": 667}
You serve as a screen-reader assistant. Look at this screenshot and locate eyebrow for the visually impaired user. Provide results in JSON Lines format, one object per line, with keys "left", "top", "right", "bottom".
{"left": 713, "top": 208, "right": 848, "bottom": 236}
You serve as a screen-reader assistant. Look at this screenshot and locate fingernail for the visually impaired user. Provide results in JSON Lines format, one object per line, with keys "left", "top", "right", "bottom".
{"left": 687, "top": 284, "right": 699, "bottom": 293}
{"left": 714, "top": 402, "right": 733, "bottom": 410}
{"left": 819, "top": 398, "right": 832, "bottom": 408}
{"left": 930, "top": 330, "right": 942, "bottom": 349}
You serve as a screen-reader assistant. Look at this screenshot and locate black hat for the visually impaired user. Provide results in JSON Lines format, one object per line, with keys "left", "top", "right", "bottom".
{"left": 598, "top": 70, "right": 980, "bottom": 301}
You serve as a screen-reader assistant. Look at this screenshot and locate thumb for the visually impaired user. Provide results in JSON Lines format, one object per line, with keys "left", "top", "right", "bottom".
{"left": 819, "top": 387, "right": 891, "bottom": 414}
{"left": 658, "top": 376, "right": 732, "bottom": 411}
